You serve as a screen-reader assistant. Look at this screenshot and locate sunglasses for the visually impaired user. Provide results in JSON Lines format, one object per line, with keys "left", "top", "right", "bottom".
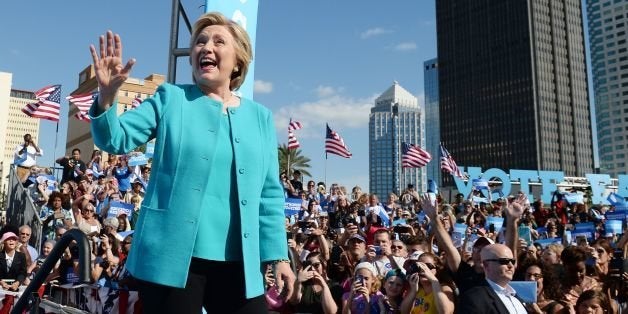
{"left": 596, "top": 248, "right": 606, "bottom": 254}
{"left": 392, "top": 245, "right": 404, "bottom": 249}
{"left": 485, "top": 258, "right": 516, "bottom": 265}
{"left": 526, "top": 272, "right": 543, "bottom": 280}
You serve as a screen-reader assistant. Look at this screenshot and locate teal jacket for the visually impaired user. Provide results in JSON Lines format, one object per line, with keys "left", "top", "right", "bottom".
{"left": 89, "top": 83, "right": 288, "bottom": 298}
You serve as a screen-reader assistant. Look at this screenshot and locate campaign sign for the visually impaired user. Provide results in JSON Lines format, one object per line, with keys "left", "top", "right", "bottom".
{"left": 452, "top": 223, "right": 467, "bottom": 248}
{"left": 605, "top": 220, "right": 623, "bottom": 235}
{"left": 564, "top": 192, "right": 584, "bottom": 204}
{"left": 472, "top": 196, "right": 488, "bottom": 204}
{"left": 510, "top": 281, "right": 537, "bottom": 303}
{"left": 145, "top": 142, "right": 155, "bottom": 158}
{"left": 284, "top": 198, "right": 301, "bottom": 216}
{"left": 574, "top": 222, "right": 596, "bottom": 240}
{"left": 128, "top": 153, "right": 149, "bottom": 166}
{"left": 534, "top": 238, "right": 561, "bottom": 248}
{"left": 486, "top": 216, "right": 504, "bottom": 233}
{"left": 605, "top": 210, "right": 628, "bottom": 221}
{"left": 107, "top": 201, "right": 133, "bottom": 218}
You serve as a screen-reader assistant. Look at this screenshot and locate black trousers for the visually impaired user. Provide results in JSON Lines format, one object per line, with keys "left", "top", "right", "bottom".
{"left": 138, "top": 258, "right": 268, "bottom": 314}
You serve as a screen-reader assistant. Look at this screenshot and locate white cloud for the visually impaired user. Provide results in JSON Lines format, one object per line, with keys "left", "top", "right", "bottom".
{"left": 360, "top": 27, "right": 392, "bottom": 39}
{"left": 254, "top": 80, "right": 273, "bottom": 93}
{"left": 274, "top": 93, "right": 377, "bottom": 138}
{"left": 393, "top": 42, "right": 417, "bottom": 51}
{"left": 315, "top": 85, "right": 338, "bottom": 98}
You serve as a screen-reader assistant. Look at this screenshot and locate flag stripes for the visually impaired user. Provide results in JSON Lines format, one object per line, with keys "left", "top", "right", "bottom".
{"left": 325, "top": 124, "right": 352, "bottom": 158}
{"left": 402, "top": 142, "right": 432, "bottom": 168}
{"left": 22, "top": 85, "right": 62, "bottom": 122}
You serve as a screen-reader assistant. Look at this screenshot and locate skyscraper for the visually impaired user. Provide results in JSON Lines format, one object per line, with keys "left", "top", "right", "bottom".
{"left": 437, "top": 0, "right": 594, "bottom": 181}
{"left": 424, "top": 58, "right": 441, "bottom": 185}
{"left": 586, "top": 0, "right": 628, "bottom": 176}
{"left": 369, "top": 81, "right": 426, "bottom": 198}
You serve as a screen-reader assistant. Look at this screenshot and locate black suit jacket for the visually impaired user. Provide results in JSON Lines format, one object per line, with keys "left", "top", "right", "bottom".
{"left": 0, "top": 251, "right": 27, "bottom": 285}
{"left": 455, "top": 279, "right": 524, "bottom": 314}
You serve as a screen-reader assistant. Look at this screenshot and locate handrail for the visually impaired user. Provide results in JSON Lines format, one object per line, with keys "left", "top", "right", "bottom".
{"left": 11, "top": 229, "right": 92, "bottom": 314}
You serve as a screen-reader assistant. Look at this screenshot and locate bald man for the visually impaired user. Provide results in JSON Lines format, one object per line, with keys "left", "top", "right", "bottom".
{"left": 455, "top": 244, "right": 527, "bottom": 314}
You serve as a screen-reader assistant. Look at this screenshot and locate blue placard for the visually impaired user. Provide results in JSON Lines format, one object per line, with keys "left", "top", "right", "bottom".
{"left": 205, "top": 0, "right": 259, "bottom": 99}
{"left": 107, "top": 201, "right": 134, "bottom": 218}
{"left": 518, "top": 226, "right": 532, "bottom": 246}
{"left": 472, "top": 196, "right": 488, "bottom": 204}
{"left": 128, "top": 153, "right": 149, "bottom": 166}
{"left": 452, "top": 223, "right": 467, "bottom": 248}
{"left": 605, "top": 210, "right": 628, "bottom": 221}
{"left": 605, "top": 220, "right": 623, "bottom": 235}
{"left": 574, "top": 222, "right": 596, "bottom": 240}
{"left": 284, "top": 198, "right": 301, "bottom": 216}
{"left": 145, "top": 142, "right": 155, "bottom": 158}
{"left": 486, "top": 216, "right": 504, "bottom": 232}
{"left": 534, "top": 238, "right": 561, "bottom": 248}
{"left": 510, "top": 281, "right": 537, "bottom": 303}
{"left": 564, "top": 192, "right": 584, "bottom": 204}
{"left": 472, "top": 178, "right": 489, "bottom": 190}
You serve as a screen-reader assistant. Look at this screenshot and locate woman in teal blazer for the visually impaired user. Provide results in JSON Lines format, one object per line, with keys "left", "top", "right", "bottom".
{"left": 88, "top": 12, "right": 294, "bottom": 313}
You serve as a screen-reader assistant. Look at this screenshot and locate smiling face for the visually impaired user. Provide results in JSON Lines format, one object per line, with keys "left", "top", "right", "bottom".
{"left": 191, "top": 24, "right": 238, "bottom": 94}
{"left": 384, "top": 275, "right": 405, "bottom": 297}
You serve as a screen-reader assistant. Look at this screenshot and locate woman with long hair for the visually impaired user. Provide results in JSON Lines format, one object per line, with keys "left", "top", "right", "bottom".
{"left": 401, "top": 252, "right": 455, "bottom": 314}
{"left": 519, "top": 261, "right": 565, "bottom": 313}
{"left": 291, "top": 252, "right": 337, "bottom": 314}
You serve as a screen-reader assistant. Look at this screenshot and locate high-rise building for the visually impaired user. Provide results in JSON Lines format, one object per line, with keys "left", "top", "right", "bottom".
{"left": 424, "top": 58, "right": 441, "bottom": 185}
{"left": 369, "top": 81, "right": 426, "bottom": 198}
{"left": 586, "top": 0, "right": 628, "bottom": 176}
{"left": 0, "top": 72, "right": 41, "bottom": 189}
{"left": 65, "top": 65, "right": 165, "bottom": 157}
{"left": 437, "top": 0, "right": 594, "bottom": 182}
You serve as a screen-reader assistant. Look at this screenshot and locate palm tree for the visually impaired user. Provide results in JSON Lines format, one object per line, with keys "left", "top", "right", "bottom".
{"left": 278, "top": 144, "right": 312, "bottom": 177}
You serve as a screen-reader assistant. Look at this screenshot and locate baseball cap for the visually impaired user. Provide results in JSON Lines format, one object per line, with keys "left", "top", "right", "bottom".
{"left": 345, "top": 234, "right": 365, "bottom": 245}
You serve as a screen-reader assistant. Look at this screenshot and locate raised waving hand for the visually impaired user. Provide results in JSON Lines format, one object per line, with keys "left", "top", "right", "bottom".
{"left": 89, "top": 30, "right": 136, "bottom": 109}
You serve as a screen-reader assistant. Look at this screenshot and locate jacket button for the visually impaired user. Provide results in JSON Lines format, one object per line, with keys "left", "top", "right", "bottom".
{"left": 208, "top": 129, "right": 215, "bottom": 133}
{"left": 201, "top": 155, "right": 208, "bottom": 160}
{"left": 243, "top": 233, "right": 250, "bottom": 238}
{"left": 241, "top": 199, "right": 247, "bottom": 205}
{"left": 239, "top": 168, "right": 245, "bottom": 174}
{"left": 229, "top": 109, "right": 236, "bottom": 115}
{"left": 235, "top": 137, "right": 241, "bottom": 143}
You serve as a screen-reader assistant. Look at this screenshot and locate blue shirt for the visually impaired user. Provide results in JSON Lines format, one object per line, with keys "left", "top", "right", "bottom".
{"left": 193, "top": 111, "right": 242, "bottom": 261}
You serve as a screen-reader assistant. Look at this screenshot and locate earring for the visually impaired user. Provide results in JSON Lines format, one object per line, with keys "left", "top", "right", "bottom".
{"left": 234, "top": 67, "right": 239, "bottom": 73}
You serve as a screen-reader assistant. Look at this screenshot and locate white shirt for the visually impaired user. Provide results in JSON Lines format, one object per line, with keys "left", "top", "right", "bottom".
{"left": 13, "top": 144, "right": 43, "bottom": 167}
{"left": 4, "top": 252, "right": 14, "bottom": 271}
{"left": 486, "top": 278, "right": 527, "bottom": 314}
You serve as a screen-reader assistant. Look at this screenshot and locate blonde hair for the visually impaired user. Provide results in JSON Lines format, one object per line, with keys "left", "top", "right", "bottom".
{"left": 190, "top": 12, "right": 253, "bottom": 91}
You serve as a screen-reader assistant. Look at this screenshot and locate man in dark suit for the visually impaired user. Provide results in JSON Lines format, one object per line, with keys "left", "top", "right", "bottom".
{"left": 0, "top": 232, "right": 28, "bottom": 291}
{"left": 456, "top": 244, "right": 527, "bottom": 314}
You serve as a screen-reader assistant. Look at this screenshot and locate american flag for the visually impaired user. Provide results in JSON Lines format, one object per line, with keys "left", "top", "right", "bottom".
{"left": 67, "top": 92, "right": 98, "bottom": 122}
{"left": 288, "top": 131, "right": 300, "bottom": 149}
{"left": 325, "top": 124, "right": 352, "bottom": 158}
{"left": 131, "top": 97, "right": 142, "bottom": 109}
{"left": 288, "top": 118, "right": 302, "bottom": 132}
{"left": 402, "top": 142, "right": 432, "bottom": 168}
{"left": 21, "top": 85, "right": 62, "bottom": 122}
{"left": 440, "top": 143, "right": 465, "bottom": 178}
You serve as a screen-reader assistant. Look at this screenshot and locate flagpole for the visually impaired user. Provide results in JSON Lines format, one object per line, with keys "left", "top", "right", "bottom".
{"left": 324, "top": 153, "right": 327, "bottom": 188}
{"left": 52, "top": 121, "right": 59, "bottom": 171}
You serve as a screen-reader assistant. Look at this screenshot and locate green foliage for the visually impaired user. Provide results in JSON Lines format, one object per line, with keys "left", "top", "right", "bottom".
{"left": 278, "top": 144, "right": 311, "bottom": 177}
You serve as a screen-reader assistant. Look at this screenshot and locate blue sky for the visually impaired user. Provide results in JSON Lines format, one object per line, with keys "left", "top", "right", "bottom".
{"left": 0, "top": 1, "right": 437, "bottom": 191}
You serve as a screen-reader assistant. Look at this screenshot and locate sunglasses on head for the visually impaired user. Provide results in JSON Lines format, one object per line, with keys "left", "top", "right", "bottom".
{"left": 485, "top": 258, "right": 516, "bottom": 265}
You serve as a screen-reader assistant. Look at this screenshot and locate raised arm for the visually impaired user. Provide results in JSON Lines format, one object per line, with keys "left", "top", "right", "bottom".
{"left": 421, "top": 194, "right": 461, "bottom": 273}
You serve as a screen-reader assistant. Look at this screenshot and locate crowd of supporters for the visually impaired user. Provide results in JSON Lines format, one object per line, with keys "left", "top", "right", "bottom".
{"left": 0, "top": 148, "right": 627, "bottom": 313}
